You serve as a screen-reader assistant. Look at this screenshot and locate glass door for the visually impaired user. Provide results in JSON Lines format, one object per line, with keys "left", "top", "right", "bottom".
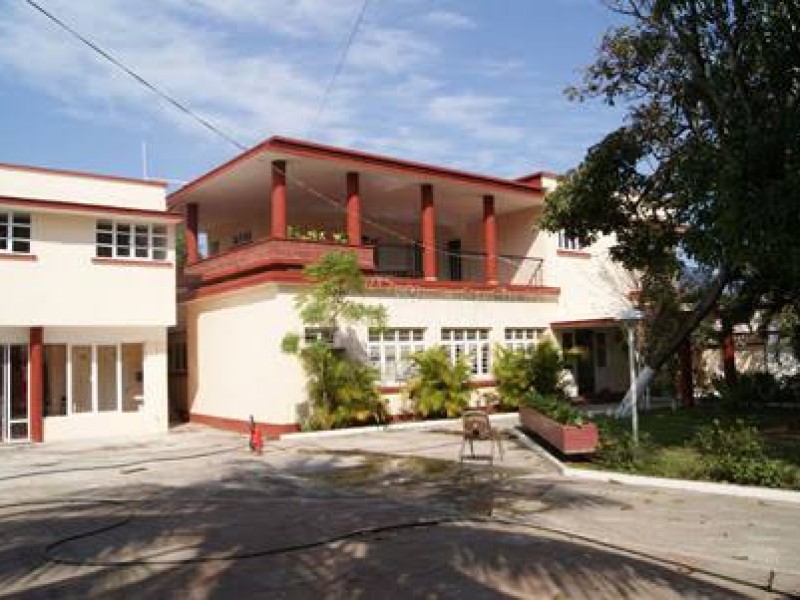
{"left": 1, "top": 344, "right": 30, "bottom": 443}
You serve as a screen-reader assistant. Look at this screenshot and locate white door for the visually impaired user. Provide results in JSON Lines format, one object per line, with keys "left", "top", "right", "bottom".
{"left": 0, "top": 344, "right": 29, "bottom": 443}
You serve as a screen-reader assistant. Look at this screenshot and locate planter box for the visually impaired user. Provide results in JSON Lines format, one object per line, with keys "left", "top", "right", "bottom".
{"left": 519, "top": 406, "right": 598, "bottom": 455}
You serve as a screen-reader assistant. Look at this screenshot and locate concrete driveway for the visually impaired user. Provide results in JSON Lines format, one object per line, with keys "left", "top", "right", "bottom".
{"left": 0, "top": 423, "right": 798, "bottom": 599}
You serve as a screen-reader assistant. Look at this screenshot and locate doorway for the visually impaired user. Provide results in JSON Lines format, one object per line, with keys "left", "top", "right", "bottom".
{"left": 1, "top": 344, "right": 29, "bottom": 442}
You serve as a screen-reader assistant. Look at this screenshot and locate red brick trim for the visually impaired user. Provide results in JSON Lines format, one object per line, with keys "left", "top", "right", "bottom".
{"left": 551, "top": 318, "right": 618, "bottom": 329}
{"left": 189, "top": 412, "right": 299, "bottom": 439}
{"left": 0, "top": 162, "right": 167, "bottom": 187}
{"left": 557, "top": 249, "right": 591, "bottom": 258}
{"left": 0, "top": 253, "right": 37, "bottom": 262}
{"left": 0, "top": 195, "right": 181, "bottom": 222}
{"left": 182, "top": 268, "right": 560, "bottom": 303}
{"left": 92, "top": 257, "right": 173, "bottom": 268}
{"left": 169, "top": 136, "right": 542, "bottom": 207}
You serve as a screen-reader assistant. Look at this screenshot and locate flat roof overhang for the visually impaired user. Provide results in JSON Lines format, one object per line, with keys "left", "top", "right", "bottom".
{"left": 168, "top": 137, "right": 545, "bottom": 215}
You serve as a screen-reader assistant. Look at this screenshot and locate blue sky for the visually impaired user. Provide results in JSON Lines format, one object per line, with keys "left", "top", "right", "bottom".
{"left": 0, "top": 0, "right": 627, "bottom": 187}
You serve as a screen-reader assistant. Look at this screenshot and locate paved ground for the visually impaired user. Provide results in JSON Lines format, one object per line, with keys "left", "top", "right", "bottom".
{"left": 1, "top": 423, "right": 798, "bottom": 599}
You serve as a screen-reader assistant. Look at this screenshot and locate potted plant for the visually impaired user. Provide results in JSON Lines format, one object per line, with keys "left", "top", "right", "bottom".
{"left": 507, "top": 338, "right": 598, "bottom": 454}
{"left": 519, "top": 392, "right": 598, "bottom": 454}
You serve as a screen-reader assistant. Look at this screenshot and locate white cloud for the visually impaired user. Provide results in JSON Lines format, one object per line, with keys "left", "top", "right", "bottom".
{"left": 424, "top": 10, "right": 477, "bottom": 30}
{"left": 427, "top": 94, "right": 524, "bottom": 143}
{"left": 348, "top": 28, "right": 437, "bottom": 73}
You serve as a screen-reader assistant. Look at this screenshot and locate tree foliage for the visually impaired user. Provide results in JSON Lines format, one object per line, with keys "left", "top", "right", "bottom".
{"left": 404, "top": 347, "right": 471, "bottom": 418}
{"left": 281, "top": 251, "right": 388, "bottom": 429}
{"left": 543, "top": 0, "right": 800, "bottom": 378}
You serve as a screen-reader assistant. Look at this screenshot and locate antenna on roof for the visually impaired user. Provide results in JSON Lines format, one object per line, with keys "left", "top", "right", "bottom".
{"left": 141, "top": 140, "right": 149, "bottom": 179}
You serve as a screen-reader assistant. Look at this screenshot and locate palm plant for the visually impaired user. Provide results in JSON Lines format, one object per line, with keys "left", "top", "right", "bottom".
{"left": 404, "top": 346, "right": 471, "bottom": 418}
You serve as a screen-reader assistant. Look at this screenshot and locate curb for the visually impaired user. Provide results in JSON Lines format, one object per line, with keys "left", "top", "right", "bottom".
{"left": 564, "top": 466, "right": 800, "bottom": 504}
{"left": 511, "top": 426, "right": 800, "bottom": 504}
{"left": 280, "top": 412, "right": 520, "bottom": 441}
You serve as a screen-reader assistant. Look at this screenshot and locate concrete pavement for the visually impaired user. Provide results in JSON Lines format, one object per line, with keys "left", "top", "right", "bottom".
{"left": 0, "top": 424, "right": 797, "bottom": 598}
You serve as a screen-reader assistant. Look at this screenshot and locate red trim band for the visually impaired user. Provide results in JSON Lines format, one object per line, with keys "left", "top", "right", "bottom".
{"left": 189, "top": 412, "right": 299, "bottom": 440}
{"left": 0, "top": 253, "right": 37, "bottom": 262}
{"left": 556, "top": 249, "right": 591, "bottom": 258}
{"left": 92, "top": 257, "right": 173, "bottom": 269}
{"left": 0, "top": 195, "right": 181, "bottom": 222}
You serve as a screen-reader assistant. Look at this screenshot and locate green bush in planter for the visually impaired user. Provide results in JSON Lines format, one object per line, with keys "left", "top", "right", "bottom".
{"left": 521, "top": 390, "right": 586, "bottom": 426}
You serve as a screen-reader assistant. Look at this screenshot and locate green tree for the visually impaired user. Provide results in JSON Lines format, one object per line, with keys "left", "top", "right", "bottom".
{"left": 282, "top": 251, "right": 388, "bottom": 429}
{"left": 543, "top": 0, "right": 800, "bottom": 399}
{"left": 404, "top": 347, "right": 471, "bottom": 418}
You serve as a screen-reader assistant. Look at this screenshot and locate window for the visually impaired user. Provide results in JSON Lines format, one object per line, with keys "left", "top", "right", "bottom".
{"left": 596, "top": 332, "right": 607, "bottom": 368}
{"left": 504, "top": 328, "right": 545, "bottom": 351}
{"left": 558, "top": 230, "right": 583, "bottom": 251}
{"left": 96, "top": 220, "right": 168, "bottom": 260}
{"left": 63, "top": 343, "right": 145, "bottom": 415}
{"left": 44, "top": 345, "right": 67, "bottom": 416}
{"left": 441, "top": 328, "right": 491, "bottom": 377}
{"left": 368, "top": 328, "right": 425, "bottom": 383}
{"left": 0, "top": 212, "right": 31, "bottom": 254}
{"left": 304, "top": 328, "right": 335, "bottom": 346}
{"left": 232, "top": 230, "right": 252, "bottom": 247}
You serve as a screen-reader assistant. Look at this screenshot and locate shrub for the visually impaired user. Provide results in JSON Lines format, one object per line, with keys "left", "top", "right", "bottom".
{"left": 596, "top": 428, "right": 655, "bottom": 471}
{"left": 297, "top": 343, "right": 387, "bottom": 430}
{"left": 405, "top": 347, "right": 471, "bottom": 418}
{"left": 492, "top": 337, "right": 565, "bottom": 407}
{"left": 713, "top": 371, "right": 783, "bottom": 410}
{"left": 492, "top": 346, "right": 532, "bottom": 408}
{"left": 691, "top": 419, "right": 792, "bottom": 487}
{"left": 521, "top": 390, "right": 586, "bottom": 426}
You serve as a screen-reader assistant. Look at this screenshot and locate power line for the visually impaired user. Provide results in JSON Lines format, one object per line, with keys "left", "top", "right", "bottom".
{"left": 21, "top": 0, "right": 537, "bottom": 272}
{"left": 305, "top": 0, "right": 370, "bottom": 137}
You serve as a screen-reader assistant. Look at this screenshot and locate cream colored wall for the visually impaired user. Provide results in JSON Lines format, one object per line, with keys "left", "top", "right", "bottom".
{"left": 0, "top": 166, "right": 166, "bottom": 211}
{"left": 547, "top": 234, "right": 637, "bottom": 321}
{"left": 186, "top": 283, "right": 562, "bottom": 425}
{"left": 0, "top": 211, "right": 176, "bottom": 326}
{"left": 186, "top": 285, "right": 307, "bottom": 425}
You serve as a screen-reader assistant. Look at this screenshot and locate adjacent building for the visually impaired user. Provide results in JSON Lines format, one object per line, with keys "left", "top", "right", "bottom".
{"left": 0, "top": 163, "right": 178, "bottom": 443}
{"left": 169, "top": 137, "right": 638, "bottom": 436}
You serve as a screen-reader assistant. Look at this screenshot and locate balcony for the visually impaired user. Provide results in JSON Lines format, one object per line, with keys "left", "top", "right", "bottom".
{"left": 183, "top": 237, "right": 375, "bottom": 286}
{"left": 373, "top": 243, "right": 544, "bottom": 286}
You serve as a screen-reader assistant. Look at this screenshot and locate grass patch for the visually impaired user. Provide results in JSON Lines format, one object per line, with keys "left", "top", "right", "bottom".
{"left": 582, "top": 405, "right": 800, "bottom": 489}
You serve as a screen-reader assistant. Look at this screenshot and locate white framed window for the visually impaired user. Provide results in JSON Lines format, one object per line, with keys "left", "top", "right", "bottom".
{"left": 304, "top": 327, "right": 335, "bottom": 345}
{"left": 368, "top": 328, "right": 425, "bottom": 383}
{"left": 504, "top": 328, "right": 545, "bottom": 351}
{"left": 65, "top": 343, "right": 145, "bottom": 415}
{"left": 441, "top": 328, "right": 491, "bottom": 377}
{"left": 0, "top": 212, "right": 31, "bottom": 254}
{"left": 96, "top": 220, "right": 168, "bottom": 260}
{"left": 558, "top": 230, "right": 583, "bottom": 250}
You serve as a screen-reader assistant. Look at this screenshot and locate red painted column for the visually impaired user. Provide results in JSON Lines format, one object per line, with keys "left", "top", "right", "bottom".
{"left": 421, "top": 184, "right": 437, "bottom": 281}
{"left": 29, "top": 327, "right": 44, "bottom": 443}
{"left": 678, "top": 338, "right": 694, "bottom": 407}
{"left": 722, "top": 327, "right": 737, "bottom": 384}
{"left": 271, "top": 160, "right": 287, "bottom": 239}
{"left": 483, "top": 195, "right": 498, "bottom": 285}
{"left": 346, "top": 172, "right": 361, "bottom": 246}
{"left": 185, "top": 202, "right": 199, "bottom": 265}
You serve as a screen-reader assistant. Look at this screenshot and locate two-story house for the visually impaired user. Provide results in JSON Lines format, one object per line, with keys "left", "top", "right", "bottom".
{"left": 169, "top": 137, "right": 637, "bottom": 436}
{"left": 0, "top": 163, "right": 178, "bottom": 443}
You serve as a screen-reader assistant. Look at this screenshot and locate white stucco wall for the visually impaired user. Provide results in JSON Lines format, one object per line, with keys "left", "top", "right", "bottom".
{"left": 186, "top": 283, "right": 566, "bottom": 426}
{"left": 0, "top": 164, "right": 166, "bottom": 211}
{"left": 0, "top": 209, "right": 176, "bottom": 327}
